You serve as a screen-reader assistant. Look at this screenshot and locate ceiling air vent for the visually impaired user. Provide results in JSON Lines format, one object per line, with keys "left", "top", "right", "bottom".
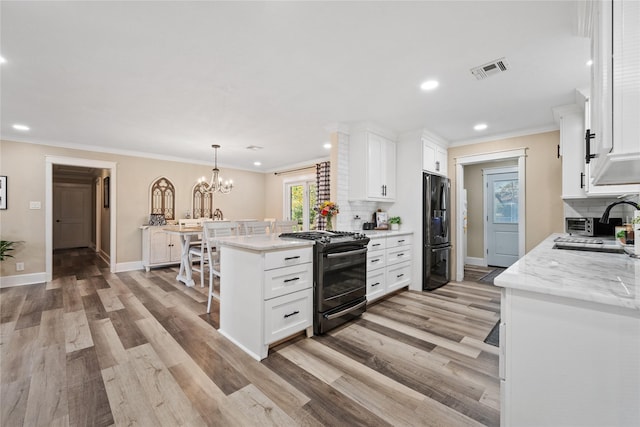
{"left": 471, "top": 57, "right": 510, "bottom": 80}
{"left": 246, "top": 145, "right": 263, "bottom": 151}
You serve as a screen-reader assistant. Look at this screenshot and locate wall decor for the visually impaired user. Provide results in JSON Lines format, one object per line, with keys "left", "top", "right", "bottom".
{"left": 0, "top": 176, "right": 6, "bottom": 209}
{"left": 103, "top": 176, "right": 110, "bottom": 208}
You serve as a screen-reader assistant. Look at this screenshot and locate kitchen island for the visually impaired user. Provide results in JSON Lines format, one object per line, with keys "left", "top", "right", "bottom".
{"left": 213, "top": 235, "right": 315, "bottom": 360}
{"left": 495, "top": 233, "right": 639, "bottom": 427}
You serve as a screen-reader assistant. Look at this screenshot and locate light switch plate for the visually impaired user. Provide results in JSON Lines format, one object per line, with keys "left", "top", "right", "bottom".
{"left": 29, "top": 201, "right": 41, "bottom": 209}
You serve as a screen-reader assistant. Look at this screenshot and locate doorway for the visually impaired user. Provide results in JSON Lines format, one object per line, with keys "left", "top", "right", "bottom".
{"left": 454, "top": 148, "right": 526, "bottom": 281}
{"left": 484, "top": 167, "right": 519, "bottom": 267}
{"left": 45, "top": 156, "right": 117, "bottom": 282}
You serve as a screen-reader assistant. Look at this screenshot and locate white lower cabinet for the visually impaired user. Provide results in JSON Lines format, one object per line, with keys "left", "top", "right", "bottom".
{"left": 366, "top": 232, "right": 413, "bottom": 301}
{"left": 500, "top": 287, "right": 640, "bottom": 426}
{"left": 219, "top": 244, "right": 313, "bottom": 361}
{"left": 141, "top": 225, "right": 181, "bottom": 271}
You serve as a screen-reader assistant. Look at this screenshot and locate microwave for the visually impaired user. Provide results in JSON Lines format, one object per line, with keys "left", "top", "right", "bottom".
{"left": 565, "top": 217, "right": 622, "bottom": 237}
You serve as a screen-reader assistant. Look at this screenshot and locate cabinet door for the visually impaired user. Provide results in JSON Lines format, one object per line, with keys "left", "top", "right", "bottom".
{"left": 382, "top": 138, "right": 396, "bottom": 199}
{"left": 423, "top": 138, "right": 447, "bottom": 176}
{"left": 366, "top": 134, "right": 385, "bottom": 199}
{"left": 264, "top": 289, "right": 312, "bottom": 345}
{"left": 149, "top": 229, "right": 172, "bottom": 264}
{"left": 169, "top": 234, "right": 182, "bottom": 262}
{"left": 366, "top": 269, "right": 386, "bottom": 301}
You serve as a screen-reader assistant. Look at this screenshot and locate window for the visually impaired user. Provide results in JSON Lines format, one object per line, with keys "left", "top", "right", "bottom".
{"left": 285, "top": 180, "right": 317, "bottom": 231}
{"left": 150, "top": 177, "right": 175, "bottom": 220}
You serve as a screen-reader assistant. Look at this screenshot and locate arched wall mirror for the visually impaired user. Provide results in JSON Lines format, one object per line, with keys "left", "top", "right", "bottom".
{"left": 150, "top": 176, "right": 176, "bottom": 220}
{"left": 192, "top": 181, "right": 213, "bottom": 219}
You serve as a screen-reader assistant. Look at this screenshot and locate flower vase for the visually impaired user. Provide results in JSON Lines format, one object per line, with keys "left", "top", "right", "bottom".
{"left": 326, "top": 215, "right": 333, "bottom": 231}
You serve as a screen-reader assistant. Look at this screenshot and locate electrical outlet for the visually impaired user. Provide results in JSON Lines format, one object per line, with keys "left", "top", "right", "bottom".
{"left": 16, "top": 262, "right": 25, "bottom": 271}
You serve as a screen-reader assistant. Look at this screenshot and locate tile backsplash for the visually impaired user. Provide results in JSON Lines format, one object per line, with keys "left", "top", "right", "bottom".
{"left": 564, "top": 195, "right": 640, "bottom": 222}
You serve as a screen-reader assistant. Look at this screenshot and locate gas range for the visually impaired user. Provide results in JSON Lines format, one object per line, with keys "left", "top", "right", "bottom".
{"left": 279, "top": 231, "right": 369, "bottom": 250}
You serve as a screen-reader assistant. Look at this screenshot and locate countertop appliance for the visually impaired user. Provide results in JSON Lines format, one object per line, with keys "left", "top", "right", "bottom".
{"left": 565, "top": 217, "right": 622, "bottom": 237}
{"left": 279, "top": 231, "right": 370, "bottom": 334}
{"left": 423, "top": 173, "right": 451, "bottom": 290}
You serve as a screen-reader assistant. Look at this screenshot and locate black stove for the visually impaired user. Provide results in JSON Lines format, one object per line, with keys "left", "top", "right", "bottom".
{"left": 279, "top": 230, "right": 370, "bottom": 334}
{"left": 279, "top": 231, "right": 369, "bottom": 250}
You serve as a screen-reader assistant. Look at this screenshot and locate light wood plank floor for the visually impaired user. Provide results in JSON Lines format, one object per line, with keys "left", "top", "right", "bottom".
{"left": 1, "top": 249, "right": 501, "bottom": 426}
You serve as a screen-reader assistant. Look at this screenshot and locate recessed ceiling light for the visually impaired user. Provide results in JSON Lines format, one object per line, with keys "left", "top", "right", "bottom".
{"left": 420, "top": 80, "right": 439, "bottom": 91}
{"left": 0, "top": 56, "right": 6, "bottom": 64}
{"left": 474, "top": 123, "right": 488, "bottom": 131}
{"left": 12, "top": 124, "right": 30, "bottom": 131}
{"left": 253, "top": 161, "right": 262, "bottom": 166}
{"left": 323, "top": 143, "right": 332, "bottom": 149}
{"left": 586, "top": 59, "right": 593, "bottom": 66}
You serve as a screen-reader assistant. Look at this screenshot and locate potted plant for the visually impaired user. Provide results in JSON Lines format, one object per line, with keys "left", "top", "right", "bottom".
{"left": 389, "top": 216, "right": 401, "bottom": 231}
{"left": 0, "top": 240, "right": 17, "bottom": 261}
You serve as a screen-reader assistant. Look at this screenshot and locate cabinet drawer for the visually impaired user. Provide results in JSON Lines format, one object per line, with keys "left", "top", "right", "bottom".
{"left": 264, "top": 289, "right": 312, "bottom": 345}
{"left": 367, "top": 269, "right": 386, "bottom": 301}
{"left": 264, "top": 263, "right": 313, "bottom": 300}
{"left": 386, "top": 234, "right": 412, "bottom": 248}
{"left": 367, "top": 251, "right": 385, "bottom": 271}
{"left": 367, "top": 238, "right": 386, "bottom": 252}
{"left": 264, "top": 247, "right": 313, "bottom": 270}
{"left": 386, "top": 245, "right": 412, "bottom": 266}
{"left": 386, "top": 261, "right": 411, "bottom": 292}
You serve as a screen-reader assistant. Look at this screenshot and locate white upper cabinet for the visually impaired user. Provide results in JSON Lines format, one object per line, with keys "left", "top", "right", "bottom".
{"left": 588, "top": 0, "right": 640, "bottom": 185}
{"left": 422, "top": 137, "right": 448, "bottom": 176}
{"left": 554, "top": 98, "right": 639, "bottom": 198}
{"left": 349, "top": 129, "right": 396, "bottom": 201}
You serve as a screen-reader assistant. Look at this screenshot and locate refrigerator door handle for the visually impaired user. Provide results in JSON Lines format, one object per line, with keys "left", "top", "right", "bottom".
{"left": 431, "top": 246, "right": 452, "bottom": 253}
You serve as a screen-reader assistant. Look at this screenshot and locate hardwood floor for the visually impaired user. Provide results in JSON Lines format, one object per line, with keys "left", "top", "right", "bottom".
{"left": 1, "top": 249, "right": 501, "bottom": 426}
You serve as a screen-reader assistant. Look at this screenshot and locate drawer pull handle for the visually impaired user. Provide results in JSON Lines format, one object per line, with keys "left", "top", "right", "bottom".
{"left": 398, "top": 239, "right": 405, "bottom": 243}
{"left": 371, "top": 259, "right": 380, "bottom": 263}
{"left": 372, "top": 282, "right": 380, "bottom": 287}
{"left": 372, "top": 243, "right": 381, "bottom": 247}
{"left": 284, "top": 310, "right": 300, "bottom": 319}
{"left": 397, "top": 273, "right": 404, "bottom": 278}
{"left": 283, "top": 277, "right": 300, "bottom": 283}
{"left": 284, "top": 256, "right": 300, "bottom": 261}
{"left": 397, "top": 253, "right": 404, "bottom": 257}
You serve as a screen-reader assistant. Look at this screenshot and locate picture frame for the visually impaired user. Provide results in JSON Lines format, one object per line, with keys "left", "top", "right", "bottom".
{"left": 103, "top": 176, "right": 110, "bottom": 208}
{"left": 0, "top": 176, "right": 6, "bottom": 210}
{"left": 376, "top": 211, "right": 388, "bottom": 226}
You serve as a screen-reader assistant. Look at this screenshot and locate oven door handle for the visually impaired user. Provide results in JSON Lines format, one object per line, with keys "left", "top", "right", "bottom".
{"left": 326, "top": 248, "right": 367, "bottom": 258}
{"left": 324, "top": 300, "right": 367, "bottom": 320}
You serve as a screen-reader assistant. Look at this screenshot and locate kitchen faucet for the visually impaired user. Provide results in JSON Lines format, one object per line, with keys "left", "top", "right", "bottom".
{"left": 599, "top": 200, "right": 640, "bottom": 224}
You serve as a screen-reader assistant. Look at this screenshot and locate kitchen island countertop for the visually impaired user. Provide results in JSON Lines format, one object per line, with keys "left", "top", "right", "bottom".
{"left": 214, "top": 234, "right": 315, "bottom": 251}
{"left": 494, "top": 233, "right": 640, "bottom": 311}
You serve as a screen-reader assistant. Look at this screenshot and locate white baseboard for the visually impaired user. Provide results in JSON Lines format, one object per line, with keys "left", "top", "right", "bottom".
{"left": 465, "top": 256, "right": 487, "bottom": 267}
{"left": 115, "top": 261, "right": 144, "bottom": 272}
{"left": 0, "top": 272, "right": 47, "bottom": 288}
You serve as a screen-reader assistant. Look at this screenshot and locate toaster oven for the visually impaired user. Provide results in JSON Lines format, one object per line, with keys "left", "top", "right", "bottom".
{"left": 565, "top": 217, "right": 622, "bottom": 237}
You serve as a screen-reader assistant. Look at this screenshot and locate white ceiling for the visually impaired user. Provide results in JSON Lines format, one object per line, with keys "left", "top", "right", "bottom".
{"left": 1, "top": 1, "right": 590, "bottom": 171}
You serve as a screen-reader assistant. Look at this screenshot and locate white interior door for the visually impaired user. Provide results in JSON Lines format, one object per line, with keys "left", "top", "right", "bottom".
{"left": 485, "top": 169, "right": 519, "bottom": 267}
{"left": 53, "top": 183, "right": 92, "bottom": 249}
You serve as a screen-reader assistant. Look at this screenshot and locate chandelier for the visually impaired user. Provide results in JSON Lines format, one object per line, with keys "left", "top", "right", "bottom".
{"left": 199, "top": 144, "right": 233, "bottom": 194}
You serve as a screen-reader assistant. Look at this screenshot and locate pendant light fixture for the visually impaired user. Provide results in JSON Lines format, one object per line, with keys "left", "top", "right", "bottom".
{"left": 199, "top": 144, "right": 233, "bottom": 194}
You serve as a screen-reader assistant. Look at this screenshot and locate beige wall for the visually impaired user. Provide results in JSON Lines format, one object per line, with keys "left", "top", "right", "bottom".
{"left": 0, "top": 139, "right": 266, "bottom": 277}
{"left": 464, "top": 160, "right": 518, "bottom": 259}
{"left": 449, "top": 131, "right": 564, "bottom": 273}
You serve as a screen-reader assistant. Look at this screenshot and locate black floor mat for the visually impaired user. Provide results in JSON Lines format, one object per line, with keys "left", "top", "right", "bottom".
{"left": 478, "top": 267, "right": 506, "bottom": 284}
{"left": 484, "top": 320, "right": 500, "bottom": 347}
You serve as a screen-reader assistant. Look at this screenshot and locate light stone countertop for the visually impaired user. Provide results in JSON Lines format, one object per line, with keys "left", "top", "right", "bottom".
{"left": 214, "top": 234, "right": 315, "bottom": 251}
{"left": 361, "top": 229, "right": 413, "bottom": 237}
{"left": 494, "top": 233, "right": 640, "bottom": 311}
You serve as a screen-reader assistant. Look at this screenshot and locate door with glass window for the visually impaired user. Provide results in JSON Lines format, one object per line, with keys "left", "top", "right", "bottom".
{"left": 285, "top": 181, "right": 317, "bottom": 231}
{"left": 485, "top": 169, "right": 519, "bottom": 267}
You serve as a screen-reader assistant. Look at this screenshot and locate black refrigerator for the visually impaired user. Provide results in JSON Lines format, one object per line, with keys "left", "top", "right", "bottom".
{"left": 423, "top": 173, "right": 451, "bottom": 290}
